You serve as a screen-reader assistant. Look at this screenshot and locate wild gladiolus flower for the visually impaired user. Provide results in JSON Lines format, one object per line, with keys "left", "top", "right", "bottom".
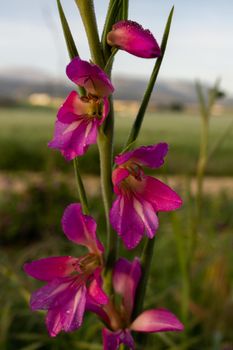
{"left": 48, "top": 58, "right": 114, "bottom": 160}
{"left": 107, "top": 20, "right": 161, "bottom": 58}
{"left": 110, "top": 143, "right": 182, "bottom": 249}
{"left": 24, "top": 203, "right": 108, "bottom": 337}
{"left": 89, "top": 258, "right": 184, "bottom": 349}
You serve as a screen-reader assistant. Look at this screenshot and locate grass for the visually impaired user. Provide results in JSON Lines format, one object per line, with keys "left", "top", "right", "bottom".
{"left": 0, "top": 106, "right": 233, "bottom": 175}
{"left": 0, "top": 106, "right": 233, "bottom": 349}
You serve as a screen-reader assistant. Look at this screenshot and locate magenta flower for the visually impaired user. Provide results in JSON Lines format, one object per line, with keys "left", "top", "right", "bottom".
{"left": 24, "top": 203, "right": 108, "bottom": 337}
{"left": 110, "top": 143, "right": 182, "bottom": 249}
{"left": 48, "top": 58, "right": 114, "bottom": 160}
{"left": 92, "top": 258, "right": 183, "bottom": 350}
{"left": 107, "top": 20, "right": 161, "bottom": 58}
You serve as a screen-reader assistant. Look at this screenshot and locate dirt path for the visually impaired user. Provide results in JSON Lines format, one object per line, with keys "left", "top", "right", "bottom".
{"left": 0, "top": 172, "right": 232, "bottom": 196}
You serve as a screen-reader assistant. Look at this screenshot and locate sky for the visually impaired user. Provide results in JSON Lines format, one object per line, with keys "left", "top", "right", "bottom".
{"left": 0, "top": 0, "right": 233, "bottom": 94}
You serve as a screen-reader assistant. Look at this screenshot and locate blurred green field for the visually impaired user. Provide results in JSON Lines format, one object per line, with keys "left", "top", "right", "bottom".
{"left": 0, "top": 106, "right": 233, "bottom": 350}
{"left": 0, "top": 106, "right": 233, "bottom": 175}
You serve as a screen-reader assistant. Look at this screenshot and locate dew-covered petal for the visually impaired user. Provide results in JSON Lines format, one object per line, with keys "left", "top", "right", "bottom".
{"left": 130, "top": 308, "right": 184, "bottom": 333}
{"left": 110, "top": 194, "right": 144, "bottom": 249}
{"left": 142, "top": 176, "right": 183, "bottom": 212}
{"left": 24, "top": 256, "right": 77, "bottom": 282}
{"left": 62, "top": 203, "right": 104, "bottom": 254}
{"left": 45, "top": 283, "right": 87, "bottom": 337}
{"left": 66, "top": 58, "right": 114, "bottom": 97}
{"left": 103, "top": 329, "right": 135, "bottom": 350}
{"left": 113, "top": 258, "right": 141, "bottom": 318}
{"left": 115, "top": 143, "right": 168, "bottom": 169}
{"left": 88, "top": 268, "right": 109, "bottom": 305}
{"left": 107, "top": 20, "right": 161, "bottom": 59}
{"left": 57, "top": 91, "right": 91, "bottom": 123}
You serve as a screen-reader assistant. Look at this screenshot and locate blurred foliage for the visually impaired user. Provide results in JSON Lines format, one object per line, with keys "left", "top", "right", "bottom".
{"left": 0, "top": 107, "right": 233, "bottom": 175}
{"left": 0, "top": 178, "right": 233, "bottom": 349}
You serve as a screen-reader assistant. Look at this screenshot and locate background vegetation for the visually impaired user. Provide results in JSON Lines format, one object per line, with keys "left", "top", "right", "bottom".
{"left": 0, "top": 105, "right": 233, "bottom": 349}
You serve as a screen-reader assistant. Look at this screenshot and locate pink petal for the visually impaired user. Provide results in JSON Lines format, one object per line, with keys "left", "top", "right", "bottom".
{"left": 113, "top": 258, "right": 141, "bottom": 318}
{"left": 110, "top": 193, "right": 159, "bottom": 249}
{"left": 66, "top": 58, "right": 114, "bottom": 97}
{"left": 142, "top": 176, "right": 183, "bottom": 212}
{"left": 85, "top": 295, "right": 110, "bottom": 325}
{"left": 110, "top": 194, "right": 144, "bottom": 250}
{"left": 102, "top": 328, "right": 119, "bottom": 350}
{"left": 88, "top": 268, "right": 109, "bottom": 305}
{"left": 57, "top": 91, "right": 90, "bottom": 123}
{"left": 115, "top": 143, "right": 168, "bottom": 169}
{"left": 103, "top": 329, "right": 135, "bottom": 350}
{"left": 30, "top": 276, "right": 81, "bottom": 311}
{"left": 24, "top": 256, "right": 77, "bottom": 282}
{"left": 107, "top": 20, "right": 161, "bottom": 59}
{"left": 46, "top": 282, "right": 87, "bottom": 337}
{"left": 112, "top": 167, "right": 130, "bottom": 194}
{"left": 48, "top": 118, "right": 98, "bottom": 161}
{"left": 130, "top": 308, "right": 184, "bottom": 333}
{"left": 62, "top": 203, "right": 104, "bottom": 254}
{"left": 132, "top": 195, "right": 159, "bottom": 239}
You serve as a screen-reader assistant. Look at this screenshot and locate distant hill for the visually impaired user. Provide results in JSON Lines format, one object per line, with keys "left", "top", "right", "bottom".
{"left": 0, "top": 67, "right": 232, "bottom": 107}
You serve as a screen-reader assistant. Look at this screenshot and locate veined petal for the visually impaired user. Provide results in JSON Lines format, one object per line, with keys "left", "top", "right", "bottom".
{"left": 24, "top": 256, "right": 77, "bottom": 282}
{"left": 88, "top": 268, "right": 109, "bottom": 305}
{"left": 62, "top": 203, "right": 104, "bottom": 254}
{"left": 107, "top": 20, "right": 161, "bottom": 59}
{"left": 48, "top": 117, "right": 98, "bottom": 161}
{"left": 66, "top": 58, "right": 114, "bottom": 97}
{"left": 30, "top": 276, "right": 81, "bottom": 311}
{"left": 133, "top": 196, "right": 159, "bottom": 239}
{"left": 142, "top": 176, "right": 183, "bottom": 212}
{"left": 102, "top": 329, "right": 135, "bottom": 350}
{"left": 110, "top": 194, "right": 144, "bottom": 250}
{"left": 113, "top": 258, "right": 141, "bottom": 318}
{"left": 130, "top": 308, "right": 184, "bottom": 333}
{"left": 57, "top": 91, "right": 90, "bottom": 123}
{"left": 115, "top": 143, "right": 168, "bottom": 169}
{"left": 46, "top": 283, "right": 87, "bottom": 337}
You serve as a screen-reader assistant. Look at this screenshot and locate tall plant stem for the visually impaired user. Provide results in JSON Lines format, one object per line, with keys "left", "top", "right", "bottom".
{"left": 75, "top": 0, "right": 104, "bottom": 67}
{"left": 132, "top": 237, "right": 156, "bottom": 319}
{"left": 73, "top": 158, "right": 89, "bottom": 215}
{"left": 97, "top": 99, "right": 116, "bottom": 293}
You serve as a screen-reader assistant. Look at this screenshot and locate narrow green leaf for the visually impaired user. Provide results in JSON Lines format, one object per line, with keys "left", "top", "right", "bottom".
{"left": 125, "top": 6, "right": 175, "bottom": 149}
{"left": 101, "top": 0, "right": 123, "bottom": 61}
{"left": 57, "top": 0, "right": 79, "bottom": 60}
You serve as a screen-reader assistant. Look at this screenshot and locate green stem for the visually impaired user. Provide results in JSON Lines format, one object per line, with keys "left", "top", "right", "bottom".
{"left": 171, "top": 212, "right": 190, "bottom": 324}
{"left": 75, "top": 0, "right": 104, "bottom": 67}
{"left": 132, "top": 237, "right": 156, "bottom": 347}
{"left": 132, "top": 237, "right": 156, "bottom": 320}
{"left": 104, "top": 48, "right": 118, "bottom": 74}
{"left": 101, "top": 0, "right": 123, "bottom": 61}
{"left": 97, "top": 99, "right": 116, "bottom": 293}
{"left": 125, "top": 6, "right": 174, "bottom": 149}
{"left": 122, "top": 0, "right": 129, "bottom": 20}
{"left": 73, "top": 158, "right": 89, "bottom": 215}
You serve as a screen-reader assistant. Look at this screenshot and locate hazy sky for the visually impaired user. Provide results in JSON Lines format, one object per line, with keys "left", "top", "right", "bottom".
{"left": 0, "top": 0, "right": 233, "bottom": 94}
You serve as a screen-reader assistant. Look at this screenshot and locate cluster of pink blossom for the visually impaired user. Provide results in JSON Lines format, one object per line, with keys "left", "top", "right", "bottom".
{"left": 24, "top": 19, "right": 183, "bottom": 349}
